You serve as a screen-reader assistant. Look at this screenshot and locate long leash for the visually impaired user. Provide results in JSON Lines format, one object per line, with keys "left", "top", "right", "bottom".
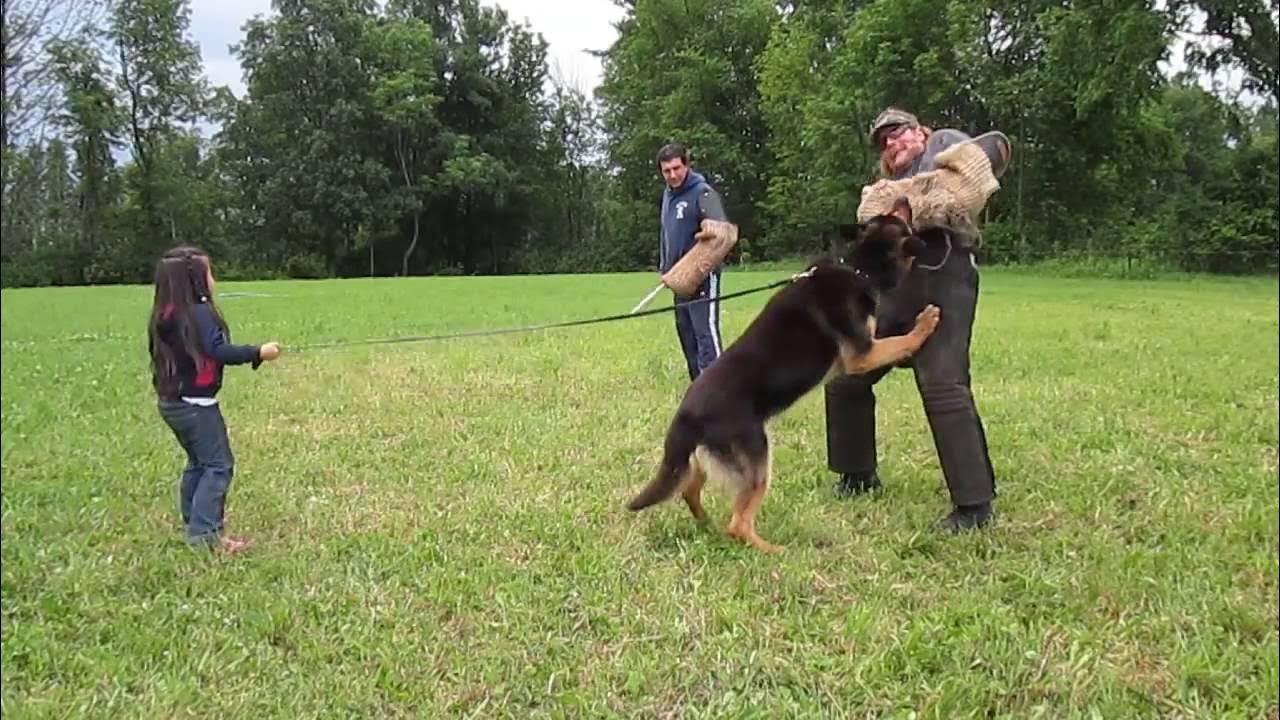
{"left": 291, "top": 236, "right": 959, "bottom": 355}
{"left": 289, "top": 274, "right": 805, "bottom": 353}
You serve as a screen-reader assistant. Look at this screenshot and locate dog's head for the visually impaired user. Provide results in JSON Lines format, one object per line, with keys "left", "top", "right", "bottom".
{"left": 835, "top": 197, "right": 925, "bottom": 291}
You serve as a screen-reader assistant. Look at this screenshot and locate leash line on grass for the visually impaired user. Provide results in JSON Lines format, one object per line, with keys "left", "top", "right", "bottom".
{"left": 290, "top": 275, "right": 801, "bottom": 353}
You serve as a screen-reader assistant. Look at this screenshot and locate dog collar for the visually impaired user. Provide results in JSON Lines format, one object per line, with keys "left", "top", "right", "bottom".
{"left": 790, "top": 266, "right": 817, "bottom": 281}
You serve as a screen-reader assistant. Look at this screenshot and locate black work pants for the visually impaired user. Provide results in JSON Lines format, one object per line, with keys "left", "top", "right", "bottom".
{"left": 823, "top": 237, "right": 996, "bottom": 507}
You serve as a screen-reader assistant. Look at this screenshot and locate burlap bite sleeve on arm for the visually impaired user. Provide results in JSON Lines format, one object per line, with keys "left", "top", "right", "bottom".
{"left": 660, "top": 186, "right": 738, "bottom": 297}
{"left": 857, "top": 133, "right": 1009, "bottom": 239}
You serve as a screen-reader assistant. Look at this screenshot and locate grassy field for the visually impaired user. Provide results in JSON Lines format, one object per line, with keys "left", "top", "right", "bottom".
{"left": 2, "top": 267, "right": 1277, "bottom": 718}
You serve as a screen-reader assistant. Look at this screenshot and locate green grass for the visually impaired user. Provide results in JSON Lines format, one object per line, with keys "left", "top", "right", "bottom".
{"left": 2, "top": 267, "right": 1277, "bottom": 719}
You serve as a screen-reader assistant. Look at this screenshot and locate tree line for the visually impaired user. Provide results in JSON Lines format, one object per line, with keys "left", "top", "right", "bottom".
{"left": 2, "top": 0, "right": 1277, "bottom": 287}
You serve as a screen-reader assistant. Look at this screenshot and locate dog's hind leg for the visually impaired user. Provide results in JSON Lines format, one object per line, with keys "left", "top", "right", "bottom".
{"left": 728, "top": 462, "right": 783, "bottom": 553}
{"left": 724, "top": 433, "right": 784, "bottom": 553}
{"left": 682, "top": 452, "right": 710, "bottom": 523}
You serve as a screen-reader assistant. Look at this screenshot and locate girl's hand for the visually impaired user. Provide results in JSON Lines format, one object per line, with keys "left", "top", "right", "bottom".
{"left": 259, "top": 342, "right": 282, "bottom": 361}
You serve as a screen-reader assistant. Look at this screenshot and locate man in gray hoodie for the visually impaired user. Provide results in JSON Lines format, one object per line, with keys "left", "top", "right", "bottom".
{"left": 656, "top": 142, "right": 730, "bottom": 381}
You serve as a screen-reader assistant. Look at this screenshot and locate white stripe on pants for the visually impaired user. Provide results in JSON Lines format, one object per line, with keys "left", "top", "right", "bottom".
{"left": 707, "top": 270, "right": 722, "bottom": 356}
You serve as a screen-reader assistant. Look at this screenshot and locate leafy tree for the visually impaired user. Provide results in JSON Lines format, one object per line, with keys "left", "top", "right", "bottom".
{"left": 110, "top": 0, "right": 212, "bottom": 273}
{"left": 1172, "top": 0, "right": 1278, "bottom": 102}
{"left": 597, "top": 0, "right": 777, "bottom": 265}
{"left": 49, "top": 36, "right": 122, "bottom": 282}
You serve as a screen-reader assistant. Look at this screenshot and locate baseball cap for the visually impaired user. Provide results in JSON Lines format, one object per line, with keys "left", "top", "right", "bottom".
{"left": 868, "top": 108, "right": 919, "bottom": 145}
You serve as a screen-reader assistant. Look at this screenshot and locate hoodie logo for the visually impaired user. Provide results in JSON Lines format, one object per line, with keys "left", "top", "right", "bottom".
{"left": 675, "top": 201, "right": 688, "bottom": 220}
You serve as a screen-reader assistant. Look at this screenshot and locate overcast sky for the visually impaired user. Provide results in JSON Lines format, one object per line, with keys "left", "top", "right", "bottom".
{"left": 189, "top": 0, "right": 626, "bottom": 99}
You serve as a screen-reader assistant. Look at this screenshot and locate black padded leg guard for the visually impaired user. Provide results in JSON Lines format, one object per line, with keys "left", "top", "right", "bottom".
{"left": 920, "top": 382, "right": 996, "bottom": 507}
{"left": 824, "top": 375, "right": 878, "bottom": 475}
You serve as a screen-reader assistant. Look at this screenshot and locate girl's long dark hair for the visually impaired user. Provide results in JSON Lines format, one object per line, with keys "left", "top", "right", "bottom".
{"left": 148, "top": 246, "right": 230, "bottom": 397}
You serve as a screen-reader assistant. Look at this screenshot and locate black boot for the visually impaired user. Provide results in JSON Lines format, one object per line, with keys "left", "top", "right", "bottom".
{"left": 835, "top": 470, "right": 883, "bottom": 497}
{"left": 939, "top": 502, "right": 994, "bottom": 532}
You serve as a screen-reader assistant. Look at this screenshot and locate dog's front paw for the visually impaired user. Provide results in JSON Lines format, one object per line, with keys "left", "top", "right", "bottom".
{"left": 910, "top": 304, "right": 941, "bottom": 340}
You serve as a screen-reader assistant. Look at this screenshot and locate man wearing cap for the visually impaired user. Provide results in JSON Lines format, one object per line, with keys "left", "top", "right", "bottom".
{"left": 824, "top": 107, "right": 1010, "bottom": 531}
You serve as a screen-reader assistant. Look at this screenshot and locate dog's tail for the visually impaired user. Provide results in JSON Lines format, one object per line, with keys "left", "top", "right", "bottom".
{"left": 627, "top": 412, "right": 701, "bottom": 511}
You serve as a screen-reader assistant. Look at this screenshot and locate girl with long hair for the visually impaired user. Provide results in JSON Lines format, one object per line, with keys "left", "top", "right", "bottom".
{"left": 148, "top": 246, "right": 281, "bottom": 552}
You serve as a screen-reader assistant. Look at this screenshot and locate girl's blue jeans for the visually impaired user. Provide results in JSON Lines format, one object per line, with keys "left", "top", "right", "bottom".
{"left": 157, "top": 400, "right": 235, "bottom": 547}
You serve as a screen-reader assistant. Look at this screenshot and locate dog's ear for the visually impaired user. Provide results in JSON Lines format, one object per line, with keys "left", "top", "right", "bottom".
{"left": 902, "top": 233, "right": 926, "bottom": 258}
{"left": 835, "top": 223, "right": 866, "bottom": 243}
{"left": 890, "top": 196, "right": 913, "bottom": 226}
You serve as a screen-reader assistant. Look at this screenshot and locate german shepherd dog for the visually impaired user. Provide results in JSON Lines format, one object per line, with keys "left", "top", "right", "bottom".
{"left": 626, "top": 198, "right": 941, "bottom": 552}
